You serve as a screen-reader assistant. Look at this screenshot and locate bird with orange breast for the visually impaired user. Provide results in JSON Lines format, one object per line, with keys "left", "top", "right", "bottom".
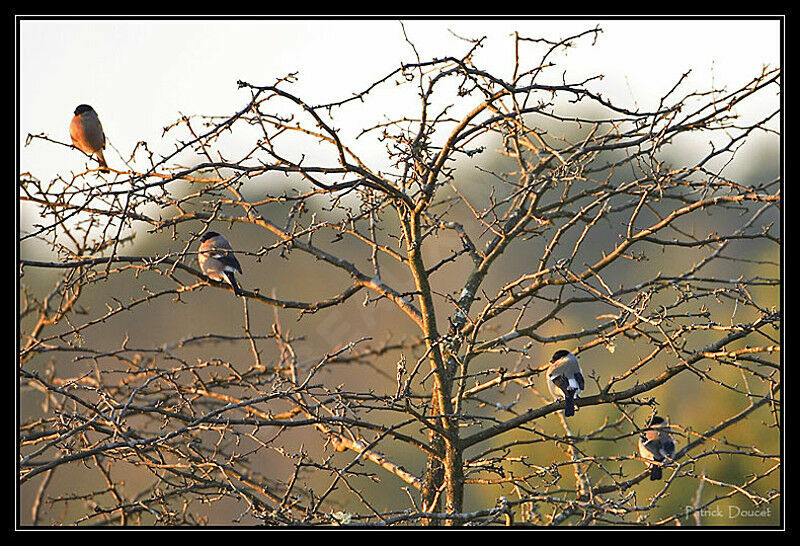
{"left": 70, "top": 104, "right": 110, "bottom": 172}
{"left": 638, "top": 415, "right": 676, "bottom": 480}
{"left": 197, "top": 231, "right": 244, "bottom": 296}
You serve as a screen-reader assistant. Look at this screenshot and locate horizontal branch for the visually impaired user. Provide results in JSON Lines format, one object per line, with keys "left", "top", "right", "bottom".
{"left": 20, "top": 255, "right": 364, "bottom": 314}
{"left": 460, "top": 312, "right": 778, "bottom": 449}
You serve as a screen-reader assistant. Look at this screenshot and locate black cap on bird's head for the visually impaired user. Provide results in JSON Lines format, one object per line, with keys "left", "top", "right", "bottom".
{"left": 74, "top": 104, "right": 95, "bottom": 116}
{"left": 550, "top": 349, "right": 573, "bottom": 362}
{"left": 648, "top": 415, "right": 666, "bottom": 426}
{"left": 200, "top": 231, "right": 221, "bottom": 242}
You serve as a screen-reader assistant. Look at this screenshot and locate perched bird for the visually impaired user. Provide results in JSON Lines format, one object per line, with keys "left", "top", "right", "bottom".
{"left": 638, "top": 415, "right": 676, "bottom": 481}
{"left": 547, "top": 350, "right": 585, "bottom": 417}
{"left": 197, "top": 231, "right": 243, "bottom": 296}
{"left": 70, "top": 104, "right": 109, "bottom": 172}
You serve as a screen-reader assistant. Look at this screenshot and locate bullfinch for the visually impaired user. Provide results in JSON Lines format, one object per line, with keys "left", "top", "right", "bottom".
{"left": 70, "top": 104, "right": 110, "bottom": 172}
{"left": 638, "top": 415, "right": 676, "bottom": 481}
{"left": 197, "top": 231, "right": 243, "bottom": 296}
{"left": 547, "top": 350, "right": 585, "bottom": 417}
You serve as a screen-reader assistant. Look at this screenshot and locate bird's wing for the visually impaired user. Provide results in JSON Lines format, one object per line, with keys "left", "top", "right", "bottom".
{"left": 550, "top": 374, "right": 572, "bottom": 394}
{"left": 219, "top": 252, "right": 242, "bottom": 273}
{"left": 639, "top": 438, "right": 663, "bottom": 459}
{"left": 661, "top": 438, "right": 676, "bottom": 458}
{"left": 210, "top": 239, "right": 242, "bottom": 270}
{"left": 575, "top": 372, "right": 585, "bottom": 390}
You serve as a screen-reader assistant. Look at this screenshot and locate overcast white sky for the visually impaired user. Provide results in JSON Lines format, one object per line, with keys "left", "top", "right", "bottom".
{"left": 18, "top": 17, "right": 781, "bottom": 249}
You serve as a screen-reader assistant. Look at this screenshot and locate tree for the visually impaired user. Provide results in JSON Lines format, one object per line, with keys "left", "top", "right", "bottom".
{"left": 19, "top": 27, "right": 781, "bottom": 526}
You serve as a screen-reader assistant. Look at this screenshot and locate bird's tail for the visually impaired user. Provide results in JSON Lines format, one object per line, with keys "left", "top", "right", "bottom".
{"left": 649, "top": 465, "right": 663, "bottom": 481}
{"left": 96, "top": 149, "right": 110, "bottom": 173}
{"left": 225, "top": 271, "right": 243, "bottom": 296}
{"left": 563, "top": 391, "right": 575, "bottom": 417}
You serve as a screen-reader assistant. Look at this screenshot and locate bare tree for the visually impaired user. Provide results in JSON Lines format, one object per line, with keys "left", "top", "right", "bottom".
{"left": 19, "top": 27, "right": 781, "bottom": 526}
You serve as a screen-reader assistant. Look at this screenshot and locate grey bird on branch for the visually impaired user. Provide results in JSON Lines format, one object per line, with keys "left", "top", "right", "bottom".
{"left": 638, "top": 415, "right": 676, "bottom": 480}
{"left": 198, "top": 231, "right": 243, "bottom": 296}
{"left": 70, "top": 104, "right": 110, "bottom": 172}
{"left": 547, "top": 350, "right": 585, "bottom": 417}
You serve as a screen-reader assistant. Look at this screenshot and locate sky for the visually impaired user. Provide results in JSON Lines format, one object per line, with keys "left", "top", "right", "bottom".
{"left": 17, "top": 17, "right": 781, "bottom": 251}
